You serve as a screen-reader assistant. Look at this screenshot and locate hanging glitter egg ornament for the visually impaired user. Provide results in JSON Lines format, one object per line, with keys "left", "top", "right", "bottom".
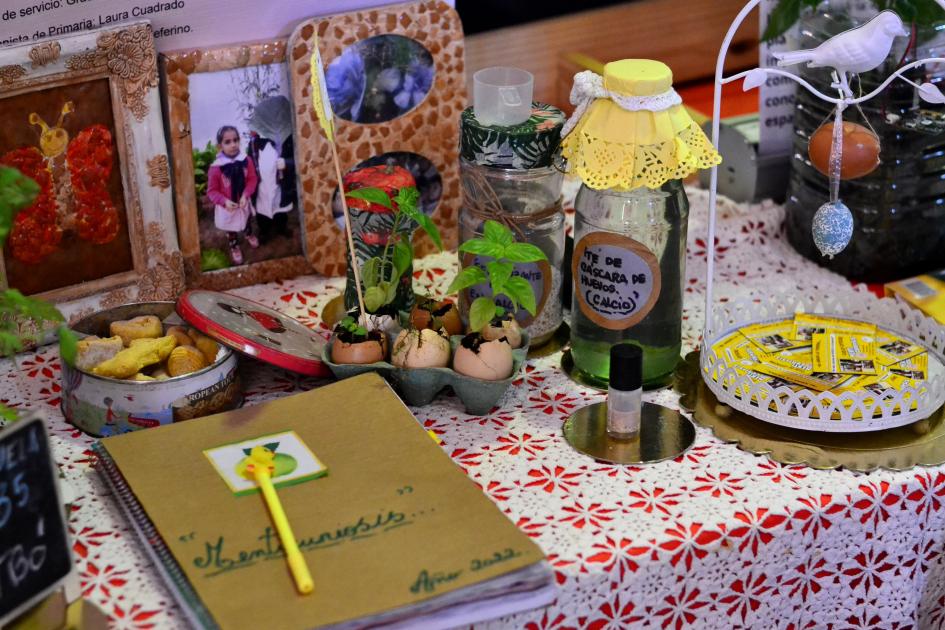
{"left": 812, "top": 200, "right": 854, "bottom": 258}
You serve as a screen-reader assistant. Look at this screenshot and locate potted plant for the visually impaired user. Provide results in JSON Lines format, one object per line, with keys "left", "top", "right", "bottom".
{"left": 344, "top": 183, "right": 442, "bottom": 314}
{"left": 329, "top": 315, "right": 388, "bottom": 365}
{"left": 448, "top": 219, "right": 547, "bottom": 350}
{"left": 409, "top": 296, "right": 463, "bottom": 336}
{"left": 343, "top": 166, "right": 442, "bottom": 315}
{"left": 390, "top": 327, "right": 451, "bottom": 369}
{"left": 447, "top": 220, "right": 547, "bottom": 380}
{"left": 0, "top": 166, "right": 77, "bottom": 420}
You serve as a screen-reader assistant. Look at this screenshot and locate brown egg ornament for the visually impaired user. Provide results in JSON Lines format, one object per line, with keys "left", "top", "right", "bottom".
{"left": 808, "top": 121, "right": 880, "bottom": 180}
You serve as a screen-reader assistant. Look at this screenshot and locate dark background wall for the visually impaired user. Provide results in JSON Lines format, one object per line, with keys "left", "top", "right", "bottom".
{"left": 456, "top": 0, "right": 623, "bottom": 34}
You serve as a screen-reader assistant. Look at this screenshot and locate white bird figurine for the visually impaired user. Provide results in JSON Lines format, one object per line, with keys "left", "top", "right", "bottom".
{"left": 773, "top": 11, "right": 909, "bottom": 74}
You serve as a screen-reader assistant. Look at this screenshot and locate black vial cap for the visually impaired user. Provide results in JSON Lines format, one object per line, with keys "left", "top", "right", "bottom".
{"left": 610, "top": 344, "right": 642, "bottom": 391}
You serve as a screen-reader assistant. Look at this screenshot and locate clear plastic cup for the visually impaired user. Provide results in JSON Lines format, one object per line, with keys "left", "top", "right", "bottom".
{"left": 473, "top": 67, "right": 534, "bottom": 127}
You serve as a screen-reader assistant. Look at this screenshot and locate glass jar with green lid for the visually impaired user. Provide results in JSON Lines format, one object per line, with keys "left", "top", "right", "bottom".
{"left": 458, "top": 96, "right": 567, "bottom": 346}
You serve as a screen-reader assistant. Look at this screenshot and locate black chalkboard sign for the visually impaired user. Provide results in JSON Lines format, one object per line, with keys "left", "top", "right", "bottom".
{"left": 0, "top": 415, "right": 72, "bottom": 624}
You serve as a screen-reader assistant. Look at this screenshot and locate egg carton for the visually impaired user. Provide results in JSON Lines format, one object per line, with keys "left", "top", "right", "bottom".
{"left": 322, "top": 333, "right": 530, "bottom": 415}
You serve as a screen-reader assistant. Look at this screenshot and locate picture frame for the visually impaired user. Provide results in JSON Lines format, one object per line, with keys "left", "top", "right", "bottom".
{"left": 0, "top": 22, "right": 183, "bottom": 323}
{"left": 288, "top": 0, "right": 466, "bottom": 277}
{"left": 163, "top": 40, "right": 313, "bottom": 290}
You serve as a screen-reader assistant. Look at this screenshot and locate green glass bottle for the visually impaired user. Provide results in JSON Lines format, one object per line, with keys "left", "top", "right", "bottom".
{"left": 570, "top": 180, "right": 689, "bottom": 388}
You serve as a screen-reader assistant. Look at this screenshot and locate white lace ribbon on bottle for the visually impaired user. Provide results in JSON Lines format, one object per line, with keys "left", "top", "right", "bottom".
{"left": 561, "top": 70, "right": 683, "bottom": 138}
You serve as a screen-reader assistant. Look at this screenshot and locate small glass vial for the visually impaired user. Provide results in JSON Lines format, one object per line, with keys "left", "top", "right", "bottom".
{"left": 457, "top": 97, "right": 567, "bottom": 346}
{"left": 607, "top": 344, "right": 643, "bottom": 439}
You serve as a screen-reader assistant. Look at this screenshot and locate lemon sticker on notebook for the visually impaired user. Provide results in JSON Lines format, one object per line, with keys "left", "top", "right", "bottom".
{"left": 204, "top": 431, "right": 327, "bottom": 496}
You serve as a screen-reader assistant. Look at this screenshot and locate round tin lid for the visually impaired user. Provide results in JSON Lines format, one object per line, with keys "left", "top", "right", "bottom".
{"left": 176, "top": 290, "right": 330, "bottom": 377}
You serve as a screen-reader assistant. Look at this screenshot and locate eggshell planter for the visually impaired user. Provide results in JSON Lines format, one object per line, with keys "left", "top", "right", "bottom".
{"left": 323, "top": 333, "right": 529, "bottom": 415}
{"left": 62, "top": 302, "right": 242, "bottom": 437}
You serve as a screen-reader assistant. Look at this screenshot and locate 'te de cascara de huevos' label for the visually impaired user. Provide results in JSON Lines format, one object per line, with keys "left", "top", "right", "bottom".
{"left": 572, "top": 232, "right": 661, "bottom": 330}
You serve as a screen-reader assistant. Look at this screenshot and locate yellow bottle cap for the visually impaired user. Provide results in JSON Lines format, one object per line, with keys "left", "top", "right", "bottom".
{"left": 603, "top": 59, "right": 674, "bottom": 97}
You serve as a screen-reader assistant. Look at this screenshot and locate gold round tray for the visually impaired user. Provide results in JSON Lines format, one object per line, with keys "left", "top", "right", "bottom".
{"left": 676, "top": 352, "right": 945, "bottom": 473}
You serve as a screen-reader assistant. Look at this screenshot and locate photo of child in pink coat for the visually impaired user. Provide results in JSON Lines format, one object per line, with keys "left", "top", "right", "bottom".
{"left": 189, "top": 63, "right": 303, "bottom": 273}
{"left": 206, "top": 125, "right": 260, "bottom": 265}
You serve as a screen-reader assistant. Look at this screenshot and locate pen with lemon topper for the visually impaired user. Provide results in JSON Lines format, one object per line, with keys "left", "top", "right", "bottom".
{"left": 240, "top": 445, "right": 313, "bottom": 595}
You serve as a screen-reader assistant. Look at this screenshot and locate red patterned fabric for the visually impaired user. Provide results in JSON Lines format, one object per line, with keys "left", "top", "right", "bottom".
{"left": 5, "top": 185, "right": 945, "bottom": 628}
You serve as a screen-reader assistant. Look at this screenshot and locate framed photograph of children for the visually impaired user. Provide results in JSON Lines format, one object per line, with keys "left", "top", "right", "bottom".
{"left": 288, "top": 0, "right": 466, "bottom": 277}
{"left": 0, "top": 22, "right": 183, "bottom": 323}
{"left": 163, "top": 41, "right": 312, "bottom": 290}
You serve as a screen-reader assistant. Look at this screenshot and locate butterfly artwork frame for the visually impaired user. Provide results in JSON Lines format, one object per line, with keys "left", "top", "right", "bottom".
{"left": 288, "top": 0, "right": 466, "bottom": 277}
{"left": 0, "top": 21, "right": 183, "bottom": 324}
{"left": 163, "top": 40, "right": 316, "bottom": 290}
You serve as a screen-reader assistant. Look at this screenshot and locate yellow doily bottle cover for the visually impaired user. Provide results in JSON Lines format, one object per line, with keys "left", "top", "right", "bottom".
{"left": 561, "top": 59, "right": 722, "bottom": 191}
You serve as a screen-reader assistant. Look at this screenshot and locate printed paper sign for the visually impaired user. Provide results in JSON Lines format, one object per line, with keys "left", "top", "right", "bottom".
{"left": 758, "top": 0, "right": 797, "bottom": 158}
{"left": 571, "top": 232, "right": 661, "bottom": 331}
{"left": 204, "top": 431, "right": 327, "bottom": 496}
{"left": 0, "top": 0, "right": 449, "bottom": 52}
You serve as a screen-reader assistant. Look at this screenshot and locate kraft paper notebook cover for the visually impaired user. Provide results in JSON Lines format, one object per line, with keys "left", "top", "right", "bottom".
{"left": 94, "top": 373, "right": 553, "bottom": 629}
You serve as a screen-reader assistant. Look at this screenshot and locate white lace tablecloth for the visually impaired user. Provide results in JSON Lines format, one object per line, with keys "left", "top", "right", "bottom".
{"left": 6, "top": 185, "right": 945, "bottom": 629}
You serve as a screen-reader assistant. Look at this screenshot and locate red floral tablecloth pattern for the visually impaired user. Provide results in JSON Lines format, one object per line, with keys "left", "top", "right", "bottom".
{"left": 4, "top": 185, "right": 945, "bottom": 629}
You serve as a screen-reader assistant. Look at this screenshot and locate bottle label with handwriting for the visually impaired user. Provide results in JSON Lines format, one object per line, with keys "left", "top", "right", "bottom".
{"left": 572, "top": 232, "right": 661, "bottom": 330}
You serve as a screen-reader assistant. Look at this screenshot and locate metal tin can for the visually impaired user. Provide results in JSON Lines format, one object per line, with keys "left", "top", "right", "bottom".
{"left": 61, "top": 302, "right": 242, "bottom": 437}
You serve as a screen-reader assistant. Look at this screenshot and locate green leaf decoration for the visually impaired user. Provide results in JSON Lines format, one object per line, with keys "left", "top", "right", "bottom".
{"left": 503, "top": 242, "right": 548, "bottom": 263}
{"left": 378, "top": 280, "right": 399, "bottom": 304}
{"left": 487, "top": 260, "right": 514, "bottom": 297}
{"left": 0, "top": 331, "right": 22, "bottom": 357}
{"left": 469, "top": 297, "right": 496, "bottom": 334}
{"left": 483, "top": 220, "right": 513, "bottom": 247}
{"left": 201, "top": 248, "right": 231, "bottom": 271}
{"left": 394, "top": 186, "right": 420, "bottom": 213}
{"left": 346, "top": 187, "right": 393, "bottom": 209}
{"left": 762, "top": 0, "right": 808, "bottom": 41}
{"left": 360, "top": 257, "right": 383, "bottom": 288}
{"left": 364, "top": 286, "right": 387, "bottom": 313}
{"left": 0, "top": 404, "right": 18, "bottom": 424}
{"left": 0, "top": 166, "right": 39, "bottom": 249}
{"left": 458, "top": 240, "right": 505, "bottom": 259}
{"left": 447, "top": 265, "right": 488, "bottom": 294}
{"left": 504, "top": 276, "right": 537, "bottom": 315}
{"left": 400, "top": 202, "right": 443, "bottom": 251}
{"left": 392, "top": 239, "right": 412, "bottom": 279}
{"left": 58, "top": 325, "right": 77, "bottom": 367}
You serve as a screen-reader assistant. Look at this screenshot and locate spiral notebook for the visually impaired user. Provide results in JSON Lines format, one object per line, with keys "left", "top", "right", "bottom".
{"left": 94, "top": 373, "right": 554, "bottom": 629}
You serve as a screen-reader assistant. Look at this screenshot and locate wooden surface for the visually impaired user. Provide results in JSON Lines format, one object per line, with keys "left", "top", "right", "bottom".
{"left": 464, "top": 0, "right": 760, "bottom": 111}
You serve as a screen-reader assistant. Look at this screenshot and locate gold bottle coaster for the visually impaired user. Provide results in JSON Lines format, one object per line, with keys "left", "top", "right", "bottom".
{"left": 675, "top": 352, "right": 945, "bottom": 473}
{"left": 563, "top": 401, "right": 696, "bottom": 464}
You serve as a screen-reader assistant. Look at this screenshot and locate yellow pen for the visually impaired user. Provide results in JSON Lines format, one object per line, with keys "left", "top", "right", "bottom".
{"left": 249, "top": 449, "right": 314, "bottom": 595}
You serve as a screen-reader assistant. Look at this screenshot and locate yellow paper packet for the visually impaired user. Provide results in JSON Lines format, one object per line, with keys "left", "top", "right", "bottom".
{"left": 710, "top": 332, "right": 767, "bottom": 368}
{"left": 887, "top": 352, "right": 928, "bottom": 380}
{"left": 740, "top": 321, "right": 809, "bottom": 354}
{"left": 874, "top": 332, "right": 926, "bottom": 366}
{"left": 792, "top": 313, "right": 877, "bottom": 342}
{"left": 812, "top": 332, "right": 877, "bottom": 375}
{"left": 752, "top": 361, "right": 852, "bottom": 392}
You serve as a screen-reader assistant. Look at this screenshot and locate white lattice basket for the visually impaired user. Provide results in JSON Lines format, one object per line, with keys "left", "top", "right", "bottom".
{"left": 700, "top": 287, "right": 945, "bottom": 432}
